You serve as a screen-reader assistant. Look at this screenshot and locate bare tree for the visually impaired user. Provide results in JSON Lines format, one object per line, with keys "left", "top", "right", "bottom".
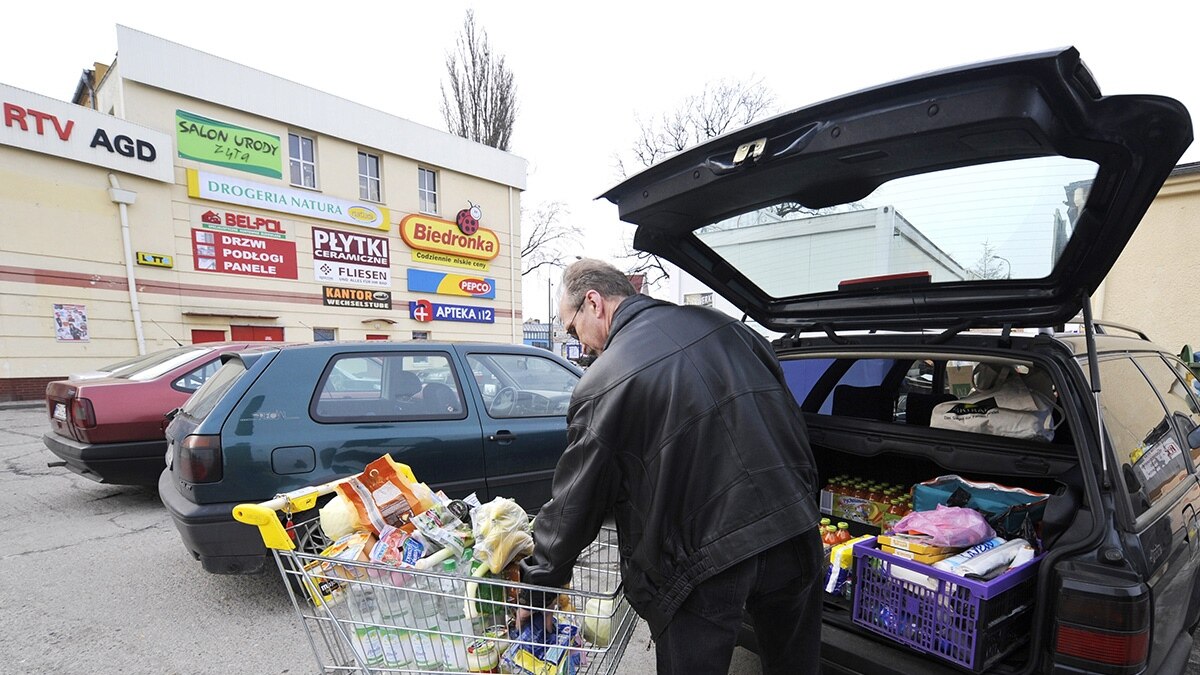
{"left": 616, "top": 77, "right": 777, "bottom": 285}
{"left": 967, "top": 241, "right": 1011, "bottom": 280}
{"left": 522, "top": 202, "right": 582, "bottom": 276}
{"left": 440, "top": 10, "right": 518, "bottom": 151}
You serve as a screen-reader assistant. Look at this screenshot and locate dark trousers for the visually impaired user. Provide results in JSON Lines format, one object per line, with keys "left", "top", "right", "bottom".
{"left": 654, "top": 529, "right": 823, "bottom": 675}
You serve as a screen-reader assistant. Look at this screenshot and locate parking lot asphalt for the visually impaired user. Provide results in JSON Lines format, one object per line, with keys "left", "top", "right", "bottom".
{"left": 2, "top": 403, "right": 1197, "bottom": 674}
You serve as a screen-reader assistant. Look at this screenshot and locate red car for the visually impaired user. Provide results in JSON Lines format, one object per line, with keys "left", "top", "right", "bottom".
{"left": 43, "top": 342, "right": 275, "bottom": 486}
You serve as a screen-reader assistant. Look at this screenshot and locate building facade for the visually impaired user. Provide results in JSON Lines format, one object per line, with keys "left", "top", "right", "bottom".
{"left": 0, "top": 26, "right": 527, "bottom": 400}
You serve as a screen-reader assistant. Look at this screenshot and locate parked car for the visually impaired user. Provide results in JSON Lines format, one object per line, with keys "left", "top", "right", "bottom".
{"left": 601, "top": 49, "right": 1198, "bottom": 674}
{"left": 158, "top": 342, "right": 581, "bottom": 574}
{"left": 43, "top": 342, "right": 279, "bottom": 486}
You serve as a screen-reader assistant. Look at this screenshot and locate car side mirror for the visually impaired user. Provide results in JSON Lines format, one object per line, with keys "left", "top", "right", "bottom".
{"left": 1189, "top": 425, "right": 1200, "bottom": 451}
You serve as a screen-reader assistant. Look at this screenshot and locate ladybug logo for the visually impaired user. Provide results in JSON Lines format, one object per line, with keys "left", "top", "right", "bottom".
{"left": 456, "top": 202, "right": 482, "bottom": 235}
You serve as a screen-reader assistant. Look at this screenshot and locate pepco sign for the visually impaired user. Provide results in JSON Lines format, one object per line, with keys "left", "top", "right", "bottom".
{"left": 407, "top": 268, "right": 496, "bottom": 299}
{"left": 0, "top": 83, "right": 173, "bottom": 182}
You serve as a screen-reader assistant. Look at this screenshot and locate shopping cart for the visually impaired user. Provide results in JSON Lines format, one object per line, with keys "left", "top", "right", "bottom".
{"left": 234, "top": 477, "right": 639, "bottom": 674}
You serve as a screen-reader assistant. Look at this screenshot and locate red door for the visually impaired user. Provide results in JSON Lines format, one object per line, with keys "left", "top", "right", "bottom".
{"left": 230, "top": 325, "right": 285, "bottom": 341}
{"left": 191, "top": 329, "right": 226, "bottom": 344}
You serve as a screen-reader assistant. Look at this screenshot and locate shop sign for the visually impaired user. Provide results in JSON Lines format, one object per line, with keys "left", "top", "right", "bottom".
{"left": 136, "top": 252, "right": 174, "bottom": 268}
{"left": 312, "top": 225, "right": 390, "bottom": 289}
{"left": 191, "top": 229, "right": 297, "bottom": 279}
{"left": 323, "top": 286, "right": 392, "bottom": 310}
{"left": 0, "top": 83, "right": 172, "bottom": 182}
{"left": 176, "top": 110, "right": 282, "bottom": 178}
{"left": 187, "top": 169, "right": 390, "bottom": 230}
{"left": 400, "top": 214, "right": 499, "bottom": 261}
{"left": 191, "top": 205, "right": 288, "bottom": 240}
{"left": 409, "top": 299, "right": 495, "bottom": 324}
{"left": 407, "top": 268, "right": 495, "bottom": 299}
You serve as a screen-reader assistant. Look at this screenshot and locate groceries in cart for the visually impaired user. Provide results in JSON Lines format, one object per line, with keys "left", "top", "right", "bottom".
{"left": 233, "top": 454, "right": 631, "bottom": 673}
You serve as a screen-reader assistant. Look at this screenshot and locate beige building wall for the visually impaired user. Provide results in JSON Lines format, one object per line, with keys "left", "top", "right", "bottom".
{"left": 1097, "top": 165, "right": 1200, "bottom": 355}
{"left": 0, "top": 27, "right": 527, "bottom": 399}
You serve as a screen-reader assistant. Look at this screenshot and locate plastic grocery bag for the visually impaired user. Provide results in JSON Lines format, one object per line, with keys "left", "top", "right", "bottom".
{"left": 889, "top": 504, "right": 996, "bottom": 548}
{"left": 335, "top": 455, "right": 435, "bottom": 536}
{"left": 930, "top": 364, "right": 1060, "bottom": 441}
{"left": 472, "top": 497, "right": 534, "bottom": 573}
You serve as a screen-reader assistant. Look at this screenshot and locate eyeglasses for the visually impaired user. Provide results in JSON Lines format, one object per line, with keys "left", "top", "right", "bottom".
{"left": 563, "top": 295, "right": 586, "bottom": 340}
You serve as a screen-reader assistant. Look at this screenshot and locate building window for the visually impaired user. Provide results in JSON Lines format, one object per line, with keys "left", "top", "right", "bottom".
{"left": 684, "top": 292, "right": 713, "bottom": 307}
{"left": 313, "top": 328, "right": 336, "bottom": 342}
{"left": 412, "top": 331, "right": 430, "bottom": 341}
{"left": 289, "top": 132, "right": 316, "bottom": 188}
{"left": 418, "top": 168, "right": 438, "bottom": 214}
{"left": 358, "top": 152, "right": 381, "bottom": 202}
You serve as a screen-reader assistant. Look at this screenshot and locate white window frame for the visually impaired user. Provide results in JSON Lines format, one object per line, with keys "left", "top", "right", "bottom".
{"left": 289, "top": 132, "right": 317, "bottom": 189}
{"left": 358, "top": 151, "right": 382, "bottom": 202}
{"left": 418, "top": 167, "right": 438, "bottom": 214}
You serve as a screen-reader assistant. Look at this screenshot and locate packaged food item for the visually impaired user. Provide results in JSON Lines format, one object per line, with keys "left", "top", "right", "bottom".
{"left": 931, "top": 536, "right": 1007, "bottom": 573}
{"left": 952, "top": 539, "right": 1032, "bottom": 579}
{"left": 500, "top": 619, "right": 581, "bottom": 675}
{"left": 879, "top": 544, "right": 957, "bottom": 565}
{"left": 335, "top": 455, "right": 435, "bottom": 536}
{"left": 824, "top": 534, "right": 874, "bottom": 598}
{"left": 303, "top": 530, "right": 376, "bottom": 604}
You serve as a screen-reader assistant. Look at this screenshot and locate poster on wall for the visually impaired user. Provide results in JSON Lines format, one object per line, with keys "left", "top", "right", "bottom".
{"left": 191, "top": 229, "right": 298, "bottom": 279}
{"left": 312, "top": 226, "right": 391, "bottom": 288}
{"left": 53, "top": 304, "right": 89, "bottom": 342}
{"left": 176, "top": 110, "right": 282, "bottom": 178}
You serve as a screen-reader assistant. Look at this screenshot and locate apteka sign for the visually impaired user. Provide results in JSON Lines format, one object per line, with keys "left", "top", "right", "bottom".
{"left": 409, "top": 299, "right": 495, "bottom": 324}
{"left": 0, "top": 83, "right": 173, "bottom": 182}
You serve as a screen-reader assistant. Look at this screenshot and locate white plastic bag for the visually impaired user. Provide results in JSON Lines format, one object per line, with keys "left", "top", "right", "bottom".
{"left": 930, "top": 365, "right": 1059, "bottom": 441}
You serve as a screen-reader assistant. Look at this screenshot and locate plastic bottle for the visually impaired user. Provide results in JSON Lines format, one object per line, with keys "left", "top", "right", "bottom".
{"left": 836, "top": 522, "right": 853, "bottom": 543}
{"left": 439, "top": 558, "right": 470, "bottom": 671}
{"left": 406, "top": 573, "right": 445, "bottom": 671}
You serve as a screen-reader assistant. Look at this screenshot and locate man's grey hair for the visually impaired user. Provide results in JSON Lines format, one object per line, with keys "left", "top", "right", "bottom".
{"left": 561, "top": 258, "right": 637, "bottom": 306}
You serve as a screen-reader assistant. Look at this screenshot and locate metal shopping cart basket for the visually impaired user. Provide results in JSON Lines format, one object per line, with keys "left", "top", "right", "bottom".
{"left": 234, "top": 477, "right": 639, "bottom": 674}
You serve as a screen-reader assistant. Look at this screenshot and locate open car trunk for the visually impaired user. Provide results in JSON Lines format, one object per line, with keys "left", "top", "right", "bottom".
{"left": 775, "top": 337, "right": 1094, "bottom": 673}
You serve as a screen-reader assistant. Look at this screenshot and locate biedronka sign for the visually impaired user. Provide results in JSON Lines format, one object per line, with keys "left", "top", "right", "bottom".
{"left": 400, "top": 214, "right": 500, "bottom": 272}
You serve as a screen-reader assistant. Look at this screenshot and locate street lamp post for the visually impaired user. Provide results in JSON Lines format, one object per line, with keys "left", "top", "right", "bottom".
{"left": 991, "top": 255, "right": 1011, "bottom": 279}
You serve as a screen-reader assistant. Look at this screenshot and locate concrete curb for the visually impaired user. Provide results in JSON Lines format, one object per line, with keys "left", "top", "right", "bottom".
{"left": 0, "top": 401, "right": 43, "bottom": 411}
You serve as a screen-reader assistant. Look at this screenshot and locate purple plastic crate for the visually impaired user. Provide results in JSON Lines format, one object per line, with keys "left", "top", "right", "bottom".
{"left": 851, "top": 537, "right": 1041, "bottom": 672}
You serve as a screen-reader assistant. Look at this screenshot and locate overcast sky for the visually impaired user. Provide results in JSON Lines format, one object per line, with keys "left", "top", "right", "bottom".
{"left": 4, "top": 1, "right": 1198, "bottom": 321}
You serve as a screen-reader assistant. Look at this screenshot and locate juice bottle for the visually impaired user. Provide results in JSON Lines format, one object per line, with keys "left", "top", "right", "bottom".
{"left": 823, "top": 525, "right": 839, "bottom": 546}
{"left": 836, "top": 522, "right": 853, "bottom": 543}
{"left": 820, "top": 517, "right": 832, "bottom": 529}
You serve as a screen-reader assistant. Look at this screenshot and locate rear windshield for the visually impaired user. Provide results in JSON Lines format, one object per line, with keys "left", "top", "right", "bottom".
{"left": 695, "top": 156, "right": 1098, "bottom": 298}
{"left": 117, "top": 347, "right": 212, "bottom": 381}
{"left": 98, "top": 345, "right": 208, "bottom": 379}
{"left": 181, "top": 358, "right": 246, "bottom": 419}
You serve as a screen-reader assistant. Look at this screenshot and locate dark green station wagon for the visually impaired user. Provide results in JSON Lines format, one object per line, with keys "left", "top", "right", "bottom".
{"left": 158, "top": 341, "right": 581, "bottom": 575}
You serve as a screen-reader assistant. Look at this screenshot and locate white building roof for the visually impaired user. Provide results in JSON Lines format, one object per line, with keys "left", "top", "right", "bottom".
{"left": 115, "top": 25, "right": 527, "bottom": 190}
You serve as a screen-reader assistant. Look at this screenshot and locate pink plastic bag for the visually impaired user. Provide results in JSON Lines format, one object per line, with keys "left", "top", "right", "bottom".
{"left": 889, "top": 504, "right": 997, "bottom": 548}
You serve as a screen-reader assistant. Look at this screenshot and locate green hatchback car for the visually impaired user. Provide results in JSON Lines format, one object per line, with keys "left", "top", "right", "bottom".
{"left": 158, "top": 341, "right": 581, "bottom": 574}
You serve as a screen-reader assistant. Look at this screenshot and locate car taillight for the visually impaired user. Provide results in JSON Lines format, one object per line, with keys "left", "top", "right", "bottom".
{"left": 1054, "top": 582, "right": 1150, "bottom": 673}
{"left": 179, "top": 434, "right": 223, "bottom": 483}
{"left": 70, "top": 398, "right": 96, "bottom": 429}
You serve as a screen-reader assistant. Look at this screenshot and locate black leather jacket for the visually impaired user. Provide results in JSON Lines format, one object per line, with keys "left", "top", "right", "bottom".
{"left": 521, "top": 294, "right": 820, "bottom": 635}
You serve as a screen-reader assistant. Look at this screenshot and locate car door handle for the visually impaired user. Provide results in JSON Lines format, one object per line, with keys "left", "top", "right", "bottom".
{"left": 488, "top": 431, "right": 517, "bottom": 443}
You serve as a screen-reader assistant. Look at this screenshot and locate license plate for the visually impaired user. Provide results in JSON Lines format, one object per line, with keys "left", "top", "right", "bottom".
{"left": 53, "top": 403, "right": 66, "bottom": 421}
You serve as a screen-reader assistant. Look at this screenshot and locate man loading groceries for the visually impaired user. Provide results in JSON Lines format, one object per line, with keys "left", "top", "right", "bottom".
{"left": 520, "top": 258, "right": 823, "bottom": 674}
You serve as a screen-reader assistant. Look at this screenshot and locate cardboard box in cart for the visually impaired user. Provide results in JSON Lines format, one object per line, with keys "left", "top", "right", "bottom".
{"left": 947, "top": 363, "right": 974, "bottom": 397}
